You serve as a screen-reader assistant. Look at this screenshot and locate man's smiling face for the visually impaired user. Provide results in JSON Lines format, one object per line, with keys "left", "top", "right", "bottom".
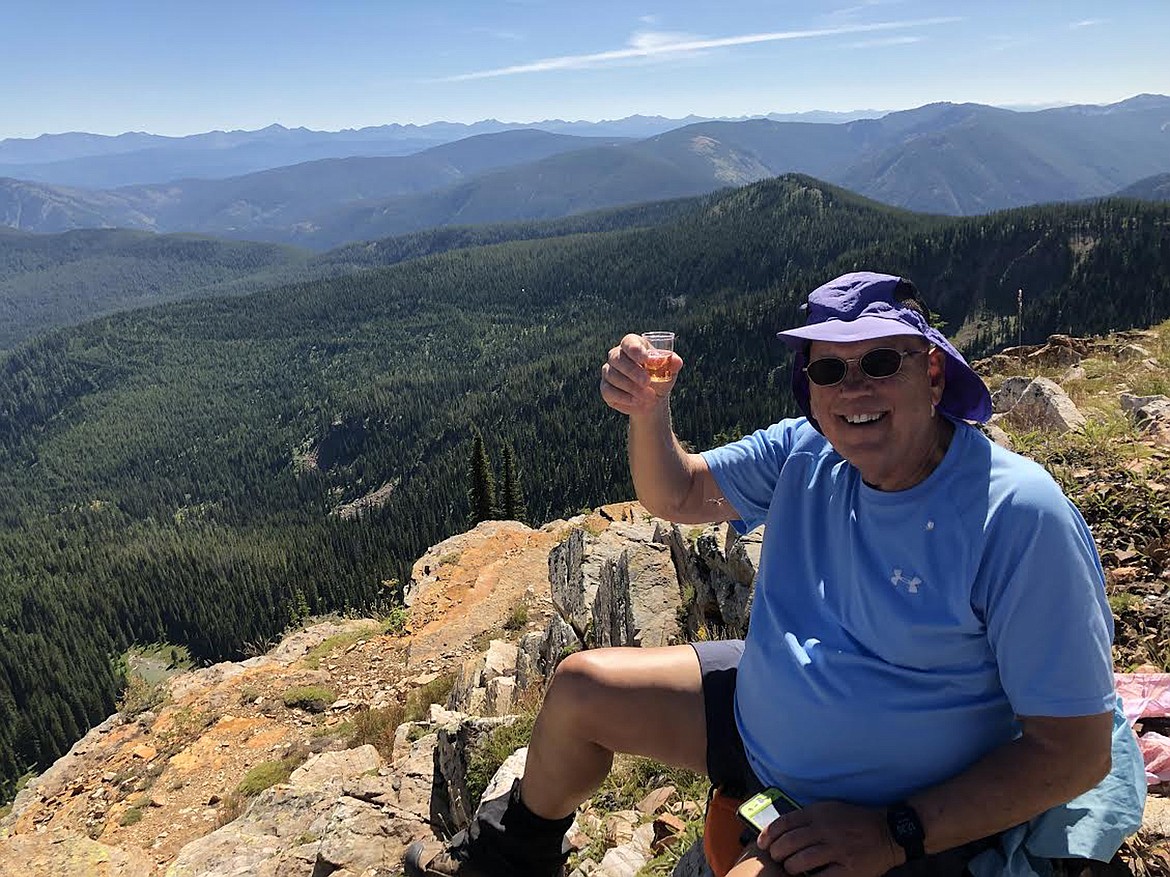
{"left": 807, "top": 334, "right": 947, "bottom": 491}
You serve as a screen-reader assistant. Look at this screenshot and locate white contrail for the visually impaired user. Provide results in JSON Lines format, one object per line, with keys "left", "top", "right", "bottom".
{"left": 440, "top": 17, "right": 961, "bottom": 82}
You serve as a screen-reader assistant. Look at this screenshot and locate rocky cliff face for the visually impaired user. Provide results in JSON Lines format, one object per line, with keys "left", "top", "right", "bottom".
{"left": 7, "top": 331, "right": 1170, "bottom": 876}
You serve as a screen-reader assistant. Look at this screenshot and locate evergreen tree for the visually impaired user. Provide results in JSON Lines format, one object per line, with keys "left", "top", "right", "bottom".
{"left": 468, "top": 430, "right": 496, "bottom": 525}
{"left": 500, "top": 443, "right": 528, "bottom": 523}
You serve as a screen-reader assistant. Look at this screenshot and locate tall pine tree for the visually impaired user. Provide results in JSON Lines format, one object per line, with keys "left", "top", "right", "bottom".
{"left": 499, "top": 443, "right": 528, "bottom": 523}
{"left": 468, "top": 429, "right": 496, "bottom": 525}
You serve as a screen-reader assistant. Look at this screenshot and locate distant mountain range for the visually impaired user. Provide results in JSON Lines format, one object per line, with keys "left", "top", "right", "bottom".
{"left": 1, "top": 95, "right": 1167, "bottom": 246}
{"left": 0, "top": 111, "right": 879, "bottom": 189}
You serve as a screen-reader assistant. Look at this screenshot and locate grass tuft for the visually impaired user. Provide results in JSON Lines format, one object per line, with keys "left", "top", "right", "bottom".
{"left": 237, "top": 744, "right": 310, "bottom": 797}
{"left": 282, "top": 685, "right": 337, "bottom": 712}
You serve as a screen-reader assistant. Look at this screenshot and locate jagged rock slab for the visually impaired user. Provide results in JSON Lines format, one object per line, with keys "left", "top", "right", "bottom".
{"left": 550, "top": 517, "right": 685, "bottom": 649}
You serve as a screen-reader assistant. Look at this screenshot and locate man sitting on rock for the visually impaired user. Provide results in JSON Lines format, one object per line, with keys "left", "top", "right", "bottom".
{"left": 406, "top": 272, "right": 1145, "bottom": 877}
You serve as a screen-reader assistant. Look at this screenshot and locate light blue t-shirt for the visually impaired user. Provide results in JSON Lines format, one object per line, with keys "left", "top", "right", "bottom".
{"left": 701, "top": 417, "right": 1117, "bottom": 807}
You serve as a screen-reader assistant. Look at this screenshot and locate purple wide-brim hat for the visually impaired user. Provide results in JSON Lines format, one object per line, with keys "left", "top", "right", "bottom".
{"left": 778, "top": 272, "right": 992, "bottom": 424}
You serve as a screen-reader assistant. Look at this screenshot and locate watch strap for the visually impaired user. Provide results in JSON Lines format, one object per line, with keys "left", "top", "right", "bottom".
{"left": 886, "top": 801, "right": 926, "bottom": 861}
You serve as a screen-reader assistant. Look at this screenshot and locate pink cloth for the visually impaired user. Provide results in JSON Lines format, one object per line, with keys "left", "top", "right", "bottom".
{"left": 1139, "top": 731, "right": 1170, "bottom": 784}
{"left": 1115, "top": 672, "right": 1170, "bottom": 724}
{"left": 1115, "top": 672, "right": 1170, "bottom": 784}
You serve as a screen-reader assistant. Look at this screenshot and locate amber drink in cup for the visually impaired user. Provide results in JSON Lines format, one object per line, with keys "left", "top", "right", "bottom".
{"left": 641, "top": 332, "right": 676, "bottom": 383}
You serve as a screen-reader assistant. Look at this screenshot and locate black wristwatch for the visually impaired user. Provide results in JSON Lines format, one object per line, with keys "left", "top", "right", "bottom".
{"left": 886, "top": 802, "right": 926, "bottom": 861}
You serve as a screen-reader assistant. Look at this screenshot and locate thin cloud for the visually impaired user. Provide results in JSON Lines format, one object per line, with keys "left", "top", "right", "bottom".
{"left": 439, "top": 17, "right": 961, "bottom": 82}
{"left": 833, "top": 1, "right": 893, "bottom": 17}
{"left": 848, "top": 35, "right": 923, "bottom": 48}
{"left": 628, "top": 30, "right": 702, "bottom": 51}
{"left": 1069, "top": 19, "right": 1106, "bottom": 28}
{"left": 830, "top": 0, "right": 909, "bottom": 19}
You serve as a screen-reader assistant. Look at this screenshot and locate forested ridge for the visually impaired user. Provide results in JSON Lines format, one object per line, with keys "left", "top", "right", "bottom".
{"left": 1, "top": 174, "right": 1168, "bottom": 800}
{"left": 0, "top": 197, "right": 702, "bottom": 352}
{"left": 0, "top": 229, "right": 308, "bottom": 351}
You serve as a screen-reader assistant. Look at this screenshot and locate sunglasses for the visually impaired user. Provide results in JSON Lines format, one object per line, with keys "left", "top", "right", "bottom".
{"left": 804, "top": 347, "right": 933, "bottom": 387}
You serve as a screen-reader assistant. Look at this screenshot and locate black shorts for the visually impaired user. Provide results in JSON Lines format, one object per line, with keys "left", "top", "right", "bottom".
{"left": 692, "top": 638, "right": 763, "bottom": 799}
{"left": 690, "top": 639, "right": 998, "bottom": 877}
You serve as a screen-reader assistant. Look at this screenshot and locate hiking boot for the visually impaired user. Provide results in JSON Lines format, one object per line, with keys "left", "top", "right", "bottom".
{"left": 403, "top": 839, "right": 485, "bottom": 877}
{"left": 403, "top": 838, "right": 566, "bottom": 877}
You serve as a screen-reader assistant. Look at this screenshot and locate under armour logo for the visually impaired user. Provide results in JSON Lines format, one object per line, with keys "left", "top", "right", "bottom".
{"left": 890, "top": 569, "right": 922, "bottom": 594}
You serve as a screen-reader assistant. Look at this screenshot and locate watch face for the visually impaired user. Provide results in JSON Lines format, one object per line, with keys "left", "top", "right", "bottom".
{"left": 893, "top": 812, "right": 919, "bottom": 838}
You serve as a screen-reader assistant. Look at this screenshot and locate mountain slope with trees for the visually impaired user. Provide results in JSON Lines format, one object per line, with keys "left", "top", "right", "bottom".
{"left": 1116, "top": 173, "right": 1170, "bottom": 202}
{"left": 0, "top": 175, "right": 1167, "bottom": 800}
{"left": 0, "top": 197, "right": 703, "bottom": 351}
{"left": 0, "top": 229, "right": 308, "bottom": 350}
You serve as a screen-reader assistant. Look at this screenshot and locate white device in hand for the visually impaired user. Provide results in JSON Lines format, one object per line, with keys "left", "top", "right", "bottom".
{"left": 736, "top": 786, "right": 802, "bottom": 832}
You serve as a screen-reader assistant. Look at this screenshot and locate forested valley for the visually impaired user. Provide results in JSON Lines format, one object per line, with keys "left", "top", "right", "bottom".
{"left": 1, "top": 174, "right": 1168, "bottom": 800}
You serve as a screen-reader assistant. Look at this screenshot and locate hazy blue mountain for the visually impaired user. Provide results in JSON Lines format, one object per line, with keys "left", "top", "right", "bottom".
{"left": 0, "top": 117, "right": 707, "bottom": 187}
{"left": 839, "top": 96, "right": 1170, "bottom": 213}
{"left": 0, "top": 112, "right": 887, "bottom": 189}
{"left": 1114, "top": 172, "right": 1170, "bottom": 201}
{"left": 0, "top": 177, "right": 154, "bottom": 233}
{"left": 0, "top": 137, "right": 441, "bottom": 190}
{"left": 290, "top": 96, "right": 1170, "bottom": 246}
{"left": 0, "top": 130, "right": 628, "bottom": 236}
{"left": 2, "top": 96, "right": 1167, "bottom": 243}
{"left": 295, "top": 137, "right": 759, "bottom": 248}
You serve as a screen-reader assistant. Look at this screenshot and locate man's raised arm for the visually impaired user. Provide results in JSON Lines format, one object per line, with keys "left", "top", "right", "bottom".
{"left": 600, "top": 333, "right": 735, "bottom": 524}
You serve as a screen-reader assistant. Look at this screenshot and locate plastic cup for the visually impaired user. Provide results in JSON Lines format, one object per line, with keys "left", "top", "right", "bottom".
{"left": 641, "top": 332, "right": 676, "bottom": 383}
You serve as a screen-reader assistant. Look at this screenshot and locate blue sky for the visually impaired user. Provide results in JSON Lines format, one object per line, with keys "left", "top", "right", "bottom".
{"left": 3, "top": 0, "right": 1168, "bottom": 139}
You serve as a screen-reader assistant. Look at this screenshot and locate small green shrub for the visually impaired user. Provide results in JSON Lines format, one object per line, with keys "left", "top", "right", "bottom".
{"left": 1109, "top": 592, "right": 1142, "bottom": 614}
{"left": 347, "top": 705, "right": 405, "bottom": 758}
{"left": 382, "top": 606, "right": 410, "bottom": 636}
{"left": 302, "top": 623, "right": 380, "bottom": 669}
{"left": 282, "top": 685, "right": 336, "bottom": 712}
{"left": 119, "top": 804, "right": 145, "bottom": 826}
{"left": 504, "top": 604, "right": 529, "bottom": 631}
{"left": 404, "top": 673, "right": 456, "bottom": 723}
{"left": 312, "top": 719, "right": 353, "bottom": 739}
{"left": 118, "top": 672, "right": 166, "bottom": 718}
{"left": 464, "top": 714, "right": 538, "bottom": 807}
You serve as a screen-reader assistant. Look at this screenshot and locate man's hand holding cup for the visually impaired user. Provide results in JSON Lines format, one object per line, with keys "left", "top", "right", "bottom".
{"left": 600, "top": 332, "right": 682, "bottom": 417}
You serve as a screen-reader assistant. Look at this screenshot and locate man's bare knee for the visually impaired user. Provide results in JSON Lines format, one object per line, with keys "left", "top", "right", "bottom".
{"left": 541, "top": 649, "right": 625, "bottom": 724}
{"left": 535, "top": 646, "right": 706, "bottom": 770}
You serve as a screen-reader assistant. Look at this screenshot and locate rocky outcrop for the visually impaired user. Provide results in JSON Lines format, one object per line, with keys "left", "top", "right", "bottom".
{"left": 999, "top": 376, "right": 1087, "bottom": 433}
{"left": 549, "top": 515, "right": 688, "bottom": 649}
{"left": 1122, "top": 393, "right": 1170, "bottom": 445}
{"left": 165, "top": 744, "right": 419, "bottom": 877}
